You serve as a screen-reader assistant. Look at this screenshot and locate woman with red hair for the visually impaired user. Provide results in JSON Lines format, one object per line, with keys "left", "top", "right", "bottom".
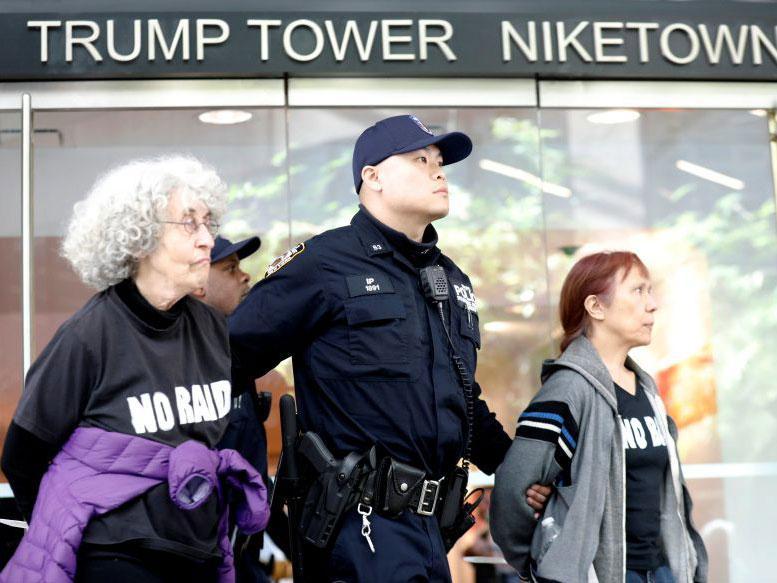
{"left": 490, "top": 251, "right": 707, "bottom": 583}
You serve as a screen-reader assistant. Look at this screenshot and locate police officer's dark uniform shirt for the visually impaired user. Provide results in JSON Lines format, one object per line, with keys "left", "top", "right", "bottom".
{"left": 230, "top": 206, "right": 511, "bottom": 478}
{"left": 14, "top": 279, "right": 232, "bottom": 561}
{"left": 615, "top": 380, "right": 670, "bottom": 570}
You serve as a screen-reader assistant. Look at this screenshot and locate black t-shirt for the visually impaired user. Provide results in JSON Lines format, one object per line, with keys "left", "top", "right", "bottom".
{"left": 15, "top": 279, "right": 232, "bottom": 561}
{"left": 615, "top": 380, "right": 670, "bottom": 570}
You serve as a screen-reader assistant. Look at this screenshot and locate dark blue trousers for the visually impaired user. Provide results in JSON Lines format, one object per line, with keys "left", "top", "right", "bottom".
{"left": 308, "top": 509, "right": 451, "bottom": 582}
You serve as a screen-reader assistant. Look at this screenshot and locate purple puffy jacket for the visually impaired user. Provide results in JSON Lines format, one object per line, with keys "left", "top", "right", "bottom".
{"left": 1, "top": 426, "right": 269, "bottom": 583}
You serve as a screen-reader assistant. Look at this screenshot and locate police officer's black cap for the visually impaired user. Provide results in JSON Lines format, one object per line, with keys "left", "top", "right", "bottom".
{"left": 352, "top": 114, "right": 473, "bottom": 194}
{"left": 210, "top": 235, "right": 261, "bottom": 264}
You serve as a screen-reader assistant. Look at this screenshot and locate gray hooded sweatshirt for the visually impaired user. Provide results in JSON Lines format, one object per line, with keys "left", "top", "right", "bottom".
{"left": 490, "top": 336, "right": 708, "bottom": 583}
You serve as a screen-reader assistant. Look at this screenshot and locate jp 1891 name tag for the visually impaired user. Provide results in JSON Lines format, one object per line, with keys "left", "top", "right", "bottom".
{"left": 346, "top": 274, "right": 395, "bottom": 297}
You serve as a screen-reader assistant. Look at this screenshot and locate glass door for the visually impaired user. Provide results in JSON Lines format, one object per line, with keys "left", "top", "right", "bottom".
{"left": 0, "top": 108, "right": 22, "bottom": 491}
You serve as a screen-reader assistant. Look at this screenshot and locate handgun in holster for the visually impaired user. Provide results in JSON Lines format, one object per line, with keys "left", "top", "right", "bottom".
{"left": 296, "top": 432, "right": 376, "bottom": 549}
{"left": 436, "top": 466, "right": 485, "bottom": 551}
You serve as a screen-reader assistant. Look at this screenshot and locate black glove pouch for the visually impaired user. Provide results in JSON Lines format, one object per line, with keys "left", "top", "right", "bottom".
{"left": 375, "top": 457, "right": 426, "bottom": 518}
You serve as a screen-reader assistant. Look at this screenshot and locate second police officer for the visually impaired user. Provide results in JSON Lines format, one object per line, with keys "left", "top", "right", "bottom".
{"left": 229, "top": 115, "right": 548, "bottom": 582}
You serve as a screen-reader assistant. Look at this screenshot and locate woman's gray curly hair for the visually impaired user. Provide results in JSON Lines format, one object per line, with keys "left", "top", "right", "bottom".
{"left": 62, "top": 155, "right": 227, "bottom": 290}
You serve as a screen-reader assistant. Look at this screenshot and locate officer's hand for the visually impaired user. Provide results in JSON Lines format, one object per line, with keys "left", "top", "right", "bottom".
{"left": 525, "top": 483, "right": 553, "bottom": 519}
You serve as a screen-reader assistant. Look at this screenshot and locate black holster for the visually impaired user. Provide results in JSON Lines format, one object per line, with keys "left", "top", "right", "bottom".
{"left": 436, "top": 466, "right": 483, "bottom": 551}
{"left": 296, "top": 433, "right": 376, "bottom": 549}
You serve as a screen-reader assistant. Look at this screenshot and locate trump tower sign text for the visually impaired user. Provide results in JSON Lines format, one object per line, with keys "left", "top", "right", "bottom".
{"left": 2, "top": 2, "right": 777, "bottom": 81}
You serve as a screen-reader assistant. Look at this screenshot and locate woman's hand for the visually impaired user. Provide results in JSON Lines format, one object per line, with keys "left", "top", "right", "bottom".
{"left": 525, "top": 483, "right": 553, "bottom": 519}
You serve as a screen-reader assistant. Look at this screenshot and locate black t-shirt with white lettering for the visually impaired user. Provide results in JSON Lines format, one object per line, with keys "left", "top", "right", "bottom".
{"left": 615, "top": 381, "right": 669, "bottom": 571}
{"left": 15, "top": 279, "right": 232, "bottom": 561}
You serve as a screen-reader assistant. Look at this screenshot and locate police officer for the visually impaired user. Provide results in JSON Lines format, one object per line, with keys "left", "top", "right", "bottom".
{"left": 193, "top": 235, "right": 284, "bottom": 583}
{"left": 229, "top": 115, "right": 548, "bottom": 582}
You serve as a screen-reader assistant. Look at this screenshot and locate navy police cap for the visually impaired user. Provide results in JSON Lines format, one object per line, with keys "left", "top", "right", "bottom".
{"left": 210, "top": 235, "right": 261, "bottom": 264}
{"left": 352, "top": 114, "right": 473, "bottom": 194}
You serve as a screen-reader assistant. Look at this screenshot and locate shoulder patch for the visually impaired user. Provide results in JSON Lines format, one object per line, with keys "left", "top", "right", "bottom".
{"left": 265, "top": 243, "right": 305, "bottom": 277}
{"left": 452, "top": 282, "right": 477, "bottom": 313}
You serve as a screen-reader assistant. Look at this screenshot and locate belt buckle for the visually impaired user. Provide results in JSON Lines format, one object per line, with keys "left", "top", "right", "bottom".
{"left": 416, "top": 479, "right": 440, "bottom": 516}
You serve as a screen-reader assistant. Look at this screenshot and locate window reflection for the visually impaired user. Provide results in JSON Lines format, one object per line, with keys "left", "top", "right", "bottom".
{"left": 31, "top": 108, "right": 288, "bottom": 351}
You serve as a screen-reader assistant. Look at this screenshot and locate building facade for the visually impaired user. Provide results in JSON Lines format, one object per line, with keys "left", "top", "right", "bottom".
{"left": 1, "top": 1, "right": 776, "bottom": 580}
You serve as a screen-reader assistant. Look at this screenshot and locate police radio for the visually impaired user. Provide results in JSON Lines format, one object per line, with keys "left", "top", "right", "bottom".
{"left": 420, "top": 265, "right": 452, "bottom": 337}
{"left": 420, "top": 265, "right": 449, "bottom": 302}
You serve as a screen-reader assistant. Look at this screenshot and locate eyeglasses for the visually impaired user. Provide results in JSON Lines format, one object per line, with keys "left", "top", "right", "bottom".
{"left": 161, "top": 217, "right": 220, "bottom": 237}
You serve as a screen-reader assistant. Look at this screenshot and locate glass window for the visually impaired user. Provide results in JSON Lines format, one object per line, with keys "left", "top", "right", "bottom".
{"left": 0, "top": 111, "right": 22, "bottom": 482}
{"left": 32, "top": 108, "right": 287, "bottom": 352}
{"left": 539, "top": 108, "right": 777, "bottom": 581}
{"left": 1, "top": 89, "right": 774, "bottom": 581}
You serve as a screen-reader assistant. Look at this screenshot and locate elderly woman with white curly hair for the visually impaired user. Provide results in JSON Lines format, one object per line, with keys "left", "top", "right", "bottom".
{"left": 1, "top": 156, "right": 268, "bottom": 583}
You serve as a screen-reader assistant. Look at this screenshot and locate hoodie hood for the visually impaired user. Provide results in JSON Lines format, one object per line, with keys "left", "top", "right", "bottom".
{"left": 540, "top": 335, "right": 659, "bottom": 412}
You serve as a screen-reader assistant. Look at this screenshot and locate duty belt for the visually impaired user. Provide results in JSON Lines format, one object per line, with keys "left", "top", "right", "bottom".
{"left": 354, "top": 457, "right": 448, "bottom": 555}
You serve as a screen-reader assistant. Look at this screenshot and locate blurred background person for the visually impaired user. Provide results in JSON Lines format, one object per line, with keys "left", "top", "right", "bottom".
{"left": 193, "top": 235, "right": 290, "bottom": 583}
